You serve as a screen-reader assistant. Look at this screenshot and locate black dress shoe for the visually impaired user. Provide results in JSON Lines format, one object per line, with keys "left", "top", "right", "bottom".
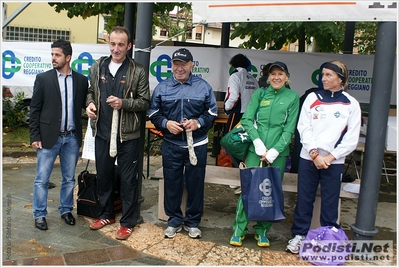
{"left": 61, "top": 212, "right": 75, "bottom": 225}
{"left": 35, "top": 217, "right": 48, "bottom": 230}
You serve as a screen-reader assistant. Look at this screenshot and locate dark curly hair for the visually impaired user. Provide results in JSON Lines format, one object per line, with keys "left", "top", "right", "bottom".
{"left": 51, "top": 39, "right": 72, "bottom": 57}
{"left": 229, "top": 53, "right": 250, "bottom": 69}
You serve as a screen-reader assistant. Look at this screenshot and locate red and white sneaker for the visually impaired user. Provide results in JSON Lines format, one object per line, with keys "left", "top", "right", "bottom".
{"left": 89, "top": 219, "right": 115, "bottom": 230}
{"left": 116, "top": 226, "right": 133, "bottom": 240}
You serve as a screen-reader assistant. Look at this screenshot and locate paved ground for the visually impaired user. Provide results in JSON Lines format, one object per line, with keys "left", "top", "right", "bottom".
{"left": 2, "top": 149, "right": 397, "bottom": 266}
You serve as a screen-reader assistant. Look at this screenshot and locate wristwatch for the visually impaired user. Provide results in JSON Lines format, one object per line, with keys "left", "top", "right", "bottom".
{"left": 196, "top": 120, "right": 201, "bottom": 129}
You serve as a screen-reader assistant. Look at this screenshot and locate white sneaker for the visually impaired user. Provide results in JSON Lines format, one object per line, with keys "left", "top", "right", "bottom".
{"left": 286, "top": 234, "right": 305, "bottom": 254}
{"left": 234, "top": 187, "right": 242, "bottom": 195}
{"left": 229, "top": 185, "right": 239, "bottom": 189}
{"left": 164, "top": 225, "right": 182, "bottom": 238}
{"left": 183, "top": 225, "right": 202, "bottom": 238}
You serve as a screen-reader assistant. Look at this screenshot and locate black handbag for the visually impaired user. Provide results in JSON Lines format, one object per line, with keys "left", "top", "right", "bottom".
{"left": 77, "top": 160, "right": 121, "bottom": 219}
{"left": 77, "top": 161, "right": 98, "bottom": 218}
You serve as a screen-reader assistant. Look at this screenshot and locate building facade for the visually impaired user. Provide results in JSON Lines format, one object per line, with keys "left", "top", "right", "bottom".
{"left": 2, "top": 2, "right": 100, "bottom": 44}
{"left": 2, "top": 2, "right": 249, "bottom": 48}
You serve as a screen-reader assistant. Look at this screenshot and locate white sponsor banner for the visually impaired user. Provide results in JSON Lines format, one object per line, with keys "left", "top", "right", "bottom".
{"left": 193, "top": 1, "right": 398, "bottom": 23}
{"left": 2, "top": 42, "right": 397, "bottom": 104}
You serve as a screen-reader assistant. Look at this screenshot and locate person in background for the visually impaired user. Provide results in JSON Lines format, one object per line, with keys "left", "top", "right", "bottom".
{"left": 149, "top": 48, "right": 217, "bottom": 239}
{"left": 85, "top": 26, "right": 150, "bottom": 240}
{"left": 30, "top": 39, "right": 89, "bottom": 230}
{"left": 224, "top": 54, "right": 259, "bottom": 137}
{"left": 230, "top": 61, "right": 299, "bottom": 247}
{"left": 257, "top": 63, "right": 272, "bottom": 88}
{"left": 223, "top": 54, "right": 259, "bottom": 193}
{"left": 286, "top": 60, "right": 361, "bottom": 254}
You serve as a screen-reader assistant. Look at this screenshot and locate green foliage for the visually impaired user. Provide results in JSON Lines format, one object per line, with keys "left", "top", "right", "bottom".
{"left": 48, "top": 3, "right": 376, "bottom": 54}
{"left": 48, "top": 2, "right": 191, "bottom": 34}
{"left": 2, "top": 88, "right": 28, "bottom": 131}
{"left": 231, "top": 21, "right": 345, "bottom": 53}
{"left": 2, "top": 125, "right": 30, "bottom": 143}
{"left": 49, "top": 2, "right": 125, "bottom": 33}
{"left": 354, "top": 22, "right": 377, "bottom": 54}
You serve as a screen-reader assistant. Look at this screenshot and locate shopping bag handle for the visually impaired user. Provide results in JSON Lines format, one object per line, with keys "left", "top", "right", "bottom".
{"left": 259, "top": 161, "right": 271, "bottom": 168}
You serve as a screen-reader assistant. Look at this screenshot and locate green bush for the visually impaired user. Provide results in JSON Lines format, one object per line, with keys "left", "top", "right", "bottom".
{"left": 3, "top": 87, "right": 28, "bottom": 131}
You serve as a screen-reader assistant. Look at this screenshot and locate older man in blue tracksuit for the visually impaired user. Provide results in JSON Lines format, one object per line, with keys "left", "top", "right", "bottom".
{"left": 149, "top": 48, "right": 217, "bottom": 239}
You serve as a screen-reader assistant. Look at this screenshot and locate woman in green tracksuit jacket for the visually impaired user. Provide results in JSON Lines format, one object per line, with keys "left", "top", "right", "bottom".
{"left": 230, "top": 61, "right": 299, "bottom": 248}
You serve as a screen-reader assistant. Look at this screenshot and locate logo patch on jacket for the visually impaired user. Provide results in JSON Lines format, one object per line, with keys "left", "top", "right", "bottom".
{"left": 261, "top": 100, "right": 271, "bottom": 106}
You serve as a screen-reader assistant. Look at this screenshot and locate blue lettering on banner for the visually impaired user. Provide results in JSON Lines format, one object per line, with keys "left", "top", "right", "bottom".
{"left": 347, "top": 69, "right": 372, "bottom": 91}
{"left": 24, "top": 56, "right": 41, "bottom": 62}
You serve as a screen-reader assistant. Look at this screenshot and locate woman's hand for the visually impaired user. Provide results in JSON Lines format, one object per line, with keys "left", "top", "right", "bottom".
{"left": 313, "top": 154, "right": 335, "bottom": 169}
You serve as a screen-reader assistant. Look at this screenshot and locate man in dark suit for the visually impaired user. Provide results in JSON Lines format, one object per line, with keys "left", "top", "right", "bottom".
{"left": 30, "top": 39, "right": 88, "bottom": 230}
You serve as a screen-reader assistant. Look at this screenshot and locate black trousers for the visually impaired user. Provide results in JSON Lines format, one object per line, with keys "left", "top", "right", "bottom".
{"left": 95, "top": 136, "right": 140, "bottom": 228}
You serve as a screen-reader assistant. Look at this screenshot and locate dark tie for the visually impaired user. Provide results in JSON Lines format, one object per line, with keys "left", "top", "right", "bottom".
{"left": 64, "top": 76, "right": 68, "bottom": 131}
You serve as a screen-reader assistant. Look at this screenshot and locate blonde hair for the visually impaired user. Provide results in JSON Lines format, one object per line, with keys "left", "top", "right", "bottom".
{"left": 329, "top": 60, "right": 349, "bottom": 91}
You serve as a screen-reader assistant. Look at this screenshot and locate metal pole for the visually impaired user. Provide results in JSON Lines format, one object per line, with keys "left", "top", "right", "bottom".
{"left": 221, "top": 22, "right": 230, "bottom": 48}
{"left": 351, "top": 22, "right": 397, "bottom": 240}
{"left": 343, "top": 22, "right": 355, "bottom": 54}
{"left": 2, "top": 2, "right": 31, "bottom": 29}
{"left": 124, "top": 3, "right": 136, "bottom": 59}
{"left": 132, "top": 2, "right": 154, "bottom": 225}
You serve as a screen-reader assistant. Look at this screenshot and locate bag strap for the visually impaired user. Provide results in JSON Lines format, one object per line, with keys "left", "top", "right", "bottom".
{"left": 259, "top": 161, "right": 271, "bottom": 168}
{"left": 84, "top": 159, "right": 90, "bottom": 172}
{"left": 255, "top": 88, "right": 265, "bottom": 122}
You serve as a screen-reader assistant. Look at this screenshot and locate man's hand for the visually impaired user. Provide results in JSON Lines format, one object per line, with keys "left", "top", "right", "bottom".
{"left": 181, "top": 119, "right": 199, "bottom": 133}
{"left": 166, "top": 120, "right": 184, "bottom": 135}
{"left": 32, "top": 141, "right": 42, "bottom": 149}
{"left": 106, "top": 95, "right": 122, "bottom": 110}
{"left": 86, "top": 102, "right": 97, "bottom": 119}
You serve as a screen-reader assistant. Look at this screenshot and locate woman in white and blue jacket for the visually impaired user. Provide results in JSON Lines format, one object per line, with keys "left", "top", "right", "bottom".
{"left": 286, "top": 60, "right": 361, "bottom": 254}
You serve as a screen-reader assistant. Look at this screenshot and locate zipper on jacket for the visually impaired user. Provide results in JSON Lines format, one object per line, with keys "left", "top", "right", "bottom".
{"left": 93, "top": 62, "right": 101, "bottom": 138}
{"left": 118, "top": 60, "right": 136, "bottom": 143}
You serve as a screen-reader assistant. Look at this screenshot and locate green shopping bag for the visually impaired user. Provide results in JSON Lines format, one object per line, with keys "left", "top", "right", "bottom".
{"left": 220, "top": 123, "right": 251, "bottom": 160}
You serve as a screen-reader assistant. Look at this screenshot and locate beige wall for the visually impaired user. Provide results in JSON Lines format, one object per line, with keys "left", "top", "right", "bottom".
{"left": 153, "top": 23, "right": 249, "bottom": 48}
{"left": 3, "top": 2, "right": 99, "bottom": 43}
